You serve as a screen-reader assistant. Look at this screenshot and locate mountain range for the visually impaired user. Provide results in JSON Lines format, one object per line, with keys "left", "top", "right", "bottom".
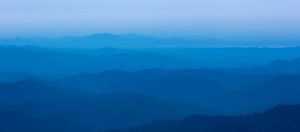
{"left": 54, "top": 68, "right": 300, "bottom": 113}
{"left": 1, "top": 44, "right": 300, "bottom": 131}
{"left": 2, "top": 46, "right": 300, "bottom": 76}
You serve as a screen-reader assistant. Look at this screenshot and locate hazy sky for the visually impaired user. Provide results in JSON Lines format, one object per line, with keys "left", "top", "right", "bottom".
{"left": 1, "top": 0, "right": 300, "bottom": 38}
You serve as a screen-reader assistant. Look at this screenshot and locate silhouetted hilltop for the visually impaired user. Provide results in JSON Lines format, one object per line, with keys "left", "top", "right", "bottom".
{"left": 107, "top": 105, "right": 300, "bottom": 132}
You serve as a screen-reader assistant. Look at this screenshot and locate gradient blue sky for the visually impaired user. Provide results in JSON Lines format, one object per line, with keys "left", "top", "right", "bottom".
{"left": 1, "top": 0, "right": 300, "bottom": 38}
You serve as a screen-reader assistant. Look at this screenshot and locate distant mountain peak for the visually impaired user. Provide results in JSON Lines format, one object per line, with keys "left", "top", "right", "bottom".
{"left": 87, "top": 33, "right": 119, "bottom": 38}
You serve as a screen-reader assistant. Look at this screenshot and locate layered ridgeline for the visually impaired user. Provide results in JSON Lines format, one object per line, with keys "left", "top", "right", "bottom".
{"left": 107, "top": 105, "right": 300, "bottom": 132}
{"left": 1, "top": 45, "right": 300, "bottom": 76}
{"left": 0, "top": 80, "right": 211, "bottom": 131}
{"left": 1, "top": 44, "right": 300, "bottom": 132}
{"left": 55, "top": 68, "right": 300, "bottom": 114}
{"left": 2, "top": 61, "right": 300, "bottom": 114}
{"left": 0, "top": 46, "right": 189, "bottom": 75}
{"left": 1, "top": 68, "right": 300, "bottom": 131}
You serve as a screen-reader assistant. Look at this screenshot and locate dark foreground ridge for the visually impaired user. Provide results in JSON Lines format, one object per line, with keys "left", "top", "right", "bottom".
{"left": 107, "top": 105, "right": 300, "bottom": 132}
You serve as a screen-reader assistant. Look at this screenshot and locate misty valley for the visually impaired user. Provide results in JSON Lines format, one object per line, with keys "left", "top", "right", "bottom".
{"left": 0, "top": 37, "right": 300, "bottom": 132}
